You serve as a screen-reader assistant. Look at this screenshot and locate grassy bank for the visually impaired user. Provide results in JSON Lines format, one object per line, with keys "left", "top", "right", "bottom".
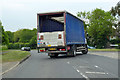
{"left": 88, "top": 49, "right": 120, "bottom": 51}
{"left": 1, "top": 50, "right": 30, "bottom": 63}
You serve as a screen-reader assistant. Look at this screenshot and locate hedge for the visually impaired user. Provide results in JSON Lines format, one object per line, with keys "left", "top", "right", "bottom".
{"left": 8, "top": 43, "right": 36, "bottom": 49}
{"left": 1, "top": 45, "right": 8, "bottom": 50}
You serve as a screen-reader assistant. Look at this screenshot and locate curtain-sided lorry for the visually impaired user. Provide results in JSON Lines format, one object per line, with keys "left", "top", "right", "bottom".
{"left": 37, "top": 11, "right": 88, "bottom": 58}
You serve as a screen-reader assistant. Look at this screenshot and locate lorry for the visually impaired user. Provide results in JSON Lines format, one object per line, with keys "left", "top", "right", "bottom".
{"left": 37, "top": 11, "right": 88, "bottom": 58}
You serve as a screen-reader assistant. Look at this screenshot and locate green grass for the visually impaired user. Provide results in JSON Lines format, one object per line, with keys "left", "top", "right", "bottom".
{"left": 1, "top": 50, "right": 30, "bottom": 63}
{"left": 88, "top": 49, "right": 120, "bottom": 51}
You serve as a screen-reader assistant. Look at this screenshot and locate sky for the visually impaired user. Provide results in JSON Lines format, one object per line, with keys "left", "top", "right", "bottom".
{"left": 0, "top": 0, "right": 119, "bottom": 32}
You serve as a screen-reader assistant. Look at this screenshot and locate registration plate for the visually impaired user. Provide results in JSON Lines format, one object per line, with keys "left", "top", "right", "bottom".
{"left": 49, "top": 48, "right": 56, "bottom": 50}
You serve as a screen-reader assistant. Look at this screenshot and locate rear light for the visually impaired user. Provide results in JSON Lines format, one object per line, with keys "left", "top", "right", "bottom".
{"left": 62, "top": 49, "right": 65, "bottom": 51}
{"left": 67, "top": 46, "right": 70, "bottom": 50}
{"left": 40, "top": 35, "right": 44, "bottom": 40}
{"left": 59, "top": 49, "right": 65, "bottom": 51}
{"left": 58, "top": 34, "right": 62, "bottom": 39}
{"left": 40, "top": 50, "right": 45, "bottom": 52}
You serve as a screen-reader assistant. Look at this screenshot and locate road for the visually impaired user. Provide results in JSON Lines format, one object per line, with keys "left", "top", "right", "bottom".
{"left": 2, "top": 50, "right": 119, "bottom": 79}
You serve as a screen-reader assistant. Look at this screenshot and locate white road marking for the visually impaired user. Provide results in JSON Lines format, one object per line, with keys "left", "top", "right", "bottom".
{"left": 94, "top": 65, "right": 118, "bottom": 77}
{"left": 85, "top": 71, "right": 108, "bottom": 74}
{"left": 73, "top": 66, "right": 89, "bottom": 80}
{"left": 67, "top": 62, "right": 70, "bottom": 64}
{"left": 80, "top": 72, "right": 90, "bottom": 80}
{"left": 77, "top": 70, "right": 80, "bottom": 72}
{"left": 94, "top": 65, "right": 98, "bottom": 68}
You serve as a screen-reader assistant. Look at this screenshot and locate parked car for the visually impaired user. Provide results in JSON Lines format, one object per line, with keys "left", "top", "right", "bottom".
{"left": 21, "top": 47, "right": 31, "bottom": 51}
{"left": 87, "top": 45, "right": 96, "bottom": 49}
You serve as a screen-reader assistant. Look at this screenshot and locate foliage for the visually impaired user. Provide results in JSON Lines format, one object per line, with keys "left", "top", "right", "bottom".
{"left": 118, "top": 43, "right": 120, "bottom": 49}
{"left": 111, "top": 1, "right": 120, "bottom": 17}
{"left": 1, "top": 45, "right": 8, "bottom": 50}
{"left": 14, "top": 28, "right": 37, "bottom": 43}
{"left": 8, "top": 43, "right": 30, "bottom": 49}
{"left": 110, "top": 1, "right": 120, "bottom": 42}
{"left": 77, "top": 8, "right": 115, "bottom": 48}
{"left": 6, "top": 31, "right": 14, "bottom": 43}
{"left": 110, "top": 38, "right": 120, "bottom": 44}
{"left": 29, "top": 36, "right": 37, "bottom": 49}
{"left": 0, "top": 21, "right": 9, "bottom": 45}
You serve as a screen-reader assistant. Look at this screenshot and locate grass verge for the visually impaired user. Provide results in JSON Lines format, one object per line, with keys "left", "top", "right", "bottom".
{"left": 1, "top": 50, "right": 30, "bottom": 63}
{"left": 88, "top": 49, "right": 120, "bottom": 51}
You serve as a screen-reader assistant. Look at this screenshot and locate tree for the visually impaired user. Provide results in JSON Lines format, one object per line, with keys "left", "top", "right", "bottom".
{"left": 14, "top": 28, "right": 37, "bottom": 43}
{"left": 14, "top": 29, "right": 37, "bottom": 43}
{"left": 19, "top": 29, "right": 34, "bottom": 42}
{"left": 0, "top": 21, "right": 9, "bottom": 45}
{"left": 6, "top": 31, "right": 14, "bottom": 43}
{"left": 77, "top": 8, "right": 115, "bottom": 48}
{"left": 14, "top": 29, "right": 22, "bottom": 42}
{"left": 29, "top": 36, "right": 37, "bottom": 49}
{"left": 111, "top": 1, "right": 120, "bottom": 39}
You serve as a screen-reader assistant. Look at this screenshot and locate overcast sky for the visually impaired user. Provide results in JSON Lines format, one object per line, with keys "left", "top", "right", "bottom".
{"left": 0, "top": 0, "right": 119, "bottom": 32}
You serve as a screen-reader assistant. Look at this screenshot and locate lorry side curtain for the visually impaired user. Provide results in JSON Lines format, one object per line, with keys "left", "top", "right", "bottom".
{"left": 65, "top": 13, "right": 85, "bottom": 45}
{"left": 39, "top": 17, "right": 64, "bottom": 32}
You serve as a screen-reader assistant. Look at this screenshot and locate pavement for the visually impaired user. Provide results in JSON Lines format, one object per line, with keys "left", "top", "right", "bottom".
{"left": 2, "top": 50, "right": 119, "bottom": 79}
{"left": 2, "top": 62, "right": 19, "bottom": 74}
{"left": 89, "top": 51, "right": 119, "bottom": 59}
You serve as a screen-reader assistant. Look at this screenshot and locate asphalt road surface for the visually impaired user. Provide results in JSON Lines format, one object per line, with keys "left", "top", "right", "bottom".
{"left": 2, "top": 50, "right": 119, "bottom": 79}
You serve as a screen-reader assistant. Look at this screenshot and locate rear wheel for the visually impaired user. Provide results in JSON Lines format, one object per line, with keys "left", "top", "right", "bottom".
{"left": 38, "top": 49, "right": 40, "bottom": 53}
{"left": 82, "top": 48, "right": 88, "bottom": 54}
{"left": 68, "top": 45, "right": 76, "bottom": 57}
{"left": 72, "top": 50, "right": 76, "bottom": 57}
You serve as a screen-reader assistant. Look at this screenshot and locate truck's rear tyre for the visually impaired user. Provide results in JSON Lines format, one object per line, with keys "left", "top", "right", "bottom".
{"left": 38, "top": 49, "right": 40, "bottom": 53}
{"left": 71, "top": 45, "right": 76, "bottom": 57}
{"left": 82, "top": 48, "right": 88, "bottom": 54}
{"left": 73, "top": 50, "right": 76, "bottom": 57}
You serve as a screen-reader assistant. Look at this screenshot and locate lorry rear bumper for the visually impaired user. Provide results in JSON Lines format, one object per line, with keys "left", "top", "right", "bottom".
{"left": 38, "top": 51, "right": 67, "bottom": 54}
{"left": 46, "top": 51, "right": 67, "bottom": 53}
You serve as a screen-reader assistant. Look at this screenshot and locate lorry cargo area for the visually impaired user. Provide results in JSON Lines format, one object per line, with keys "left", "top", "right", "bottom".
{"left": 37, "top": 11, "right": 88, "bottom": 58}
{"left": 37, "top": 12, "right": 65, "bottom": 47}
{"left": 38, "top": 12, "right": 64, "bottom": 32}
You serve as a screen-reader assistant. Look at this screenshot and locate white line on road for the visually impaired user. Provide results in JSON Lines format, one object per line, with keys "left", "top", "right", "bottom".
{"left": 94, "top": 65, "right": 98, "bottom": 68}
{"left": 80, "top": 72, "right": 90, "bottom": 80}
{"left": 94, "top": 65, "right": 118, "bottom": 77}
{"left": 86, "top": 71, "right": 108, "bottom": 74}
{"left": 67, "top": 61, "right": 70, "bottom": 64}
{"left": 72, "top": 66, "right": 89, "bottom": 80}
{"left": 77, "top": 70, "right": 80, "bottom": 72}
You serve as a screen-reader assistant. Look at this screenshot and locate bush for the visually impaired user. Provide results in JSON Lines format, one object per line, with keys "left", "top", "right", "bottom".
{"left": 8, "top": 43, "right": 32, "bottom": 49}
{"left": 29, "top": 36, "right": 37, "bottom": 49}
{"left": 110, "top": 39, "right": 120, "bottom": 44}
{"left": 118, "top": 43, "right": 120, "bottom": 49}
{"left": 2, "top": 45, "right": 8, "bottom": 50}
{"left": 24, "top": 43, "right": 30, "bottom": 47}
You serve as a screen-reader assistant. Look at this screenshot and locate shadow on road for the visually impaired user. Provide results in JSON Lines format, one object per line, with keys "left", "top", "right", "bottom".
{"left": 48, "top": 53, "right": 85, "bottom": 59}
